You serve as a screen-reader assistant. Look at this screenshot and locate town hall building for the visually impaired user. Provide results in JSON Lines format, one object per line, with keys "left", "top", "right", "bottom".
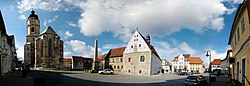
{"left": 24, "top": 10, "right": 63, "bottom": 69}
{"left": 122, "top": 30, "right": 162, "bottom": 75}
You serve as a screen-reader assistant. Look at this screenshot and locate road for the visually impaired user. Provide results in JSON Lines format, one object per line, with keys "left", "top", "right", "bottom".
{"left": 29, "top": 70, "right": 186, "bottom": 86}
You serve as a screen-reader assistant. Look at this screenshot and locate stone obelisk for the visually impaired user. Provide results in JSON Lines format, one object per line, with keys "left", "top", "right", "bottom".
{"left": 91, "top": 39, "right": 99, "bottom": 73}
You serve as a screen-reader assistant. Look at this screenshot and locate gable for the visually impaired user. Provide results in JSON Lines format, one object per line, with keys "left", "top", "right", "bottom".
{"left": 123, "top": 30, "right": 151, "bottom": 54}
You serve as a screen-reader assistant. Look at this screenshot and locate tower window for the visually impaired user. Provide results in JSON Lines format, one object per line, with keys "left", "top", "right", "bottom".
{"left": 31, "top": 27, "right": 34, "bottom": 32}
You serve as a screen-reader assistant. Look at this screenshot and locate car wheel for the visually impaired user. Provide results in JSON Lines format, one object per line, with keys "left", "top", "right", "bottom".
{"left": 101, "top": 72, "right": 104, "bottom": 74}
{"left": 110, "top": 72, "right": 113, "bottom": 74}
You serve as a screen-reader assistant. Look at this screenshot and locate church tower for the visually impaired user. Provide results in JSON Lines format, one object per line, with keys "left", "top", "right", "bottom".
{"left": 24, "top": 10, "right": 40, "bottom": 67}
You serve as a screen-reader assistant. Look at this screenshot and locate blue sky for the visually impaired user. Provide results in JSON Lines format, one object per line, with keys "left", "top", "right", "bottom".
{"left": 0, "top": 0, "right": 243, "bottom": 67}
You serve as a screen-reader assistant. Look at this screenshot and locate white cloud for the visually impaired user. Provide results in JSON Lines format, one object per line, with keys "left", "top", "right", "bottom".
{"left": 17, "top": 0, "right": 63, "bottom": 13}
{"left": 78, "top": 0, "right": 230, "bottom": 40}
{"left": 64, "top": 31, "right": 74, "bottom": 38}
{"left": 16, "top": 42, "right": 24, "bottom": 61}
{"left": 18, "top": 15, "right": 26, "bottom": 21}
{"left": 102, "top": 43, "right": 126, "bottom": 50}
{"left": 64, "top": 51, "right": 72, "bottom": 57}
{"left": 153, "top": 41, "right": 196, "bottom": 61}
{"left": 44, "top": 15, "right": 58, "bottom": 27}
{"left": 17, "top": 0, "right": 242, "bottom": 42}
{"left": 67, "top": 21, "right": 77, "bottom": 27}
{"left": 66, "top": 40, "right": 102, "bottom": 58}
{"left": 179, "top": 42, "right": 196, "bottom": 55}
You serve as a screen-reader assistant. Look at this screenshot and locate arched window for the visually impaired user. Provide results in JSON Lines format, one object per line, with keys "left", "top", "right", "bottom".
{"left": 131, "top": 45, "right": 133, "bottom": 48}
{"left": 128, "top": 58, "right": 131, "bottom": 62}
{"left": 114, "top": 66, "right": 116, "bottom": 69}
{"left": 140, "top": 55, "right": 145, "bottom": 62}
{"left": 139, "top": 70, "right": 142, "bottom": 74}
{"left": 121, "top": 66, "right": 123, "bottom": 69}
{"left": 31, "top": 27, "right": 34, "bottom": 32}
{"left": 117, "top": 66, "right": 119, "bottom": 69}
{"left": 128, "top": 70, "right": 131, "bottom": 73}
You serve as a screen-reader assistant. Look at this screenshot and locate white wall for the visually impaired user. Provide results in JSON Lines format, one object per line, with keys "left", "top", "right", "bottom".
{"left": 150, "top": 53, "right": 162, "bottom": 75}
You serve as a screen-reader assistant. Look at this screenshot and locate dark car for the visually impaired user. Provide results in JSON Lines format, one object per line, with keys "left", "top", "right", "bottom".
{"left": 186, "top": 72, "right": 193, "bottom": 75}
{"left": 185, "top": 75, "right": 207, "bottom": 86}
{"left": 179, "top": 72, "right": 187, "bottom": 75}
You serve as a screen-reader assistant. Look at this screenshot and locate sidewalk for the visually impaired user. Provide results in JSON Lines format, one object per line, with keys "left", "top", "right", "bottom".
{"left": 211, "top": 75, "right": 230, "bottom": 86}
{"left": 0, "top": 71, "right": 33, "bottom": 86}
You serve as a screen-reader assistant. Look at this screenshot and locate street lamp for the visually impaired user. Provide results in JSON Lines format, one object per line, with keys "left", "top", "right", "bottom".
{"left": 206, "top": 50, "right": 211, "bottom": 85}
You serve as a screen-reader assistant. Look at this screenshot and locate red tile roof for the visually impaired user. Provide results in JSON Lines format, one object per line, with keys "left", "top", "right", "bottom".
{"left": 63, "top": 58, "right": 72, "bottom": 62}
{"left": 98, "top": 54, "right": 104, "bottom": 62}
{"left": 138, "top": 31, "right": 161, "bottom": 61}
{"left": 189, "top": 57, "right": 203, "bottom": 64}
{"left": 72, "top": 56, "right": 83, "bottom": 62}
{"left": 110, "top": 47, "right": 126, "bottom": 57}
{"left": 211, "top": 59, "right": 221, "bottom": 65}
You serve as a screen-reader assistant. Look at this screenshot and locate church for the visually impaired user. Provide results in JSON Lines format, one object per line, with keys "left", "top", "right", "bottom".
{"left": 24, "top": 10, "right": 63, "bottom": 69}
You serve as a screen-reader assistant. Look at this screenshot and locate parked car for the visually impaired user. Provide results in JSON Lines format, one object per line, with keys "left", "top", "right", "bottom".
{"left": 186, "top": 72, "right": 193, "bottom": 75}
{"left": 98, "top": 69, "right": 113, "bottom": 74}
{"left": 179, "top": 72, "right": 187, "bottom": 75}
{"left": 185, "top": 75, "right": 207, "bottom": 86}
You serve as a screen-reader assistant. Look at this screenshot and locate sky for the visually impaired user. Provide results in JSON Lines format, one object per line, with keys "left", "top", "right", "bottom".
{"left": 0, "top": 0, "right": 244, "bottom": 67}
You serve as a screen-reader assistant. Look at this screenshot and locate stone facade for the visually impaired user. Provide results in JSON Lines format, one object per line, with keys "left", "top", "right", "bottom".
{"left": 24, "top": 10, "right": 63, "bottom": 69}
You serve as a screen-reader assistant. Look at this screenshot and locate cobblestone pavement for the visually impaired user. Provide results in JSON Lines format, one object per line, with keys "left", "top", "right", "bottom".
{"left": 0, "top": 70, "right": 231, "bottom": 86}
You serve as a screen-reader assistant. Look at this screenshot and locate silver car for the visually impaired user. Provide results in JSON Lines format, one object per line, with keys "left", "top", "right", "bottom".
{"left": 98, "top": 69, "right": 114, "bottom": 74}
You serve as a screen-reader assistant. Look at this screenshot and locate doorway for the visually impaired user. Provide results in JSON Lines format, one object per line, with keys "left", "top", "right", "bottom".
{"left": 242, "top": 58, "right": 246, "bottom": 84}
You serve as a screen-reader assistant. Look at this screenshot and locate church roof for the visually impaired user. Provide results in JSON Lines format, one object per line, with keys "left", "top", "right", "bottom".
{"left": 0, "top": 10, "right": 7, "bottom": 35}
{"left": 40, "top": 26, "right": 59, "bottom": 36}
{"left": 28, "top": 10, "right": 39, "bottom": 20}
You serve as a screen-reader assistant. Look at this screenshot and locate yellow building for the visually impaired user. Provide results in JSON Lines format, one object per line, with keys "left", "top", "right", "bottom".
{"left": 228, "top": 0, "right": 250, "bottom": 85}
{"left": 188, "top": 57, "right": 204, "bottom": 73}
{"left": 109, "top": 47, "right": 125, "bottom": 72}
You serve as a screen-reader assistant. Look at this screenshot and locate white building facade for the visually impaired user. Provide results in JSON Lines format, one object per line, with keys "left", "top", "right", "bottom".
{"left": 122, "top": 30, "right": 162, "bottom": 75}
{"left": 162, "top": 59, "right": 171, "bottom": 73}
{"left": 172, "top": 54, "right": 190, "bottom": 73}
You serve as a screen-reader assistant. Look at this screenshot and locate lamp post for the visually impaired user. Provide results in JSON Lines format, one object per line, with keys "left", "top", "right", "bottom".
{"left": 206, "top": 50, "right": 211, "bottom": 85}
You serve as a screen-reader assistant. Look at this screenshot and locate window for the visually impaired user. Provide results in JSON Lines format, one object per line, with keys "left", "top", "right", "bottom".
{"left": 31, "top": 27, "right": 34, "bottom": 32}
{"left": 128, "top": 70, "right": 131, "bottom": 73}
{"left": 114, "top": 66, "right": 116, "bottom": 69}
{"left": 139, "top": 70, "right": 142, "bottom": 74}
{"left": 139, "top": 44, "right": 141, "bottom": 47}
{"left": 2, "top": 39, "right": 5, "bottom": 48}
{"left": 140, "top": 55, "right": 145, "bottom": 62}
{"left": 234, "top": 34, "right": 237, "bottom": 45}
{"left": 131, "top": 45, "right": 133, "bottom": 48}
{"left": 241, "top": 17, "right": 245, "bottom": 33}
{"left": 120, "top": 58, "right": 123, "bottom": 62}
{"left": 121, "top": 66, "right": 123, "bottom": 69}
{"left": 237, "top": 27, "right": 240, "bottom": 41}
{"left": 117, "top": 66, "right": 119, "bottom": 69}
{"left": 128, "top": 58, "right": 131, "bottom": 62}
